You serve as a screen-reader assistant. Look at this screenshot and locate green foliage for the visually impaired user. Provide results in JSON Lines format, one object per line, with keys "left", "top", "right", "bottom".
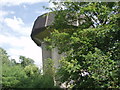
{"left": 45, "top": 2, "right": 120, "bottom": 88}
{"left": 82, "top": 48, "right": 118, "bottom": 88}
{"left": 19, "top": 56, "right": 34, "bottom": 67}
{"left": 0, "top": 47, "right": 55, "bottom": 88}
{"left": 43, "top": 58, "right": 55, "bottom": 86}
{"left": 24, "top": 65, "right": 40, "bottom": 77}
{"left": 32, "top": 75, "right": 54, "bottom": 88}
{"left": 0, "top": 48, "right": 11, "bottom": 65}
{"left": 44, "top": 58, "right": 55, "bottom": 76}
{"left": 2, "top": 65, "right": 27, "bottom": 88}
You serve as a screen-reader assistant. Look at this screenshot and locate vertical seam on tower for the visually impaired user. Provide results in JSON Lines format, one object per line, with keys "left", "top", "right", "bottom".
{"left": 45, "top": 12, "right": 49, "bottom": 27}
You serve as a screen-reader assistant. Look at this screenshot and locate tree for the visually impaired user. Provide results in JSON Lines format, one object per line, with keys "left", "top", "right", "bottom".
{"left": 45, "top": 2, "right": 120, "bottom": 88}
{"left": 0, "top": 47, "right": 11, "bottom": 65}
{"left": 2, "top": 65, "right": 27, "bottom": 88}
{"left": 19, "top": 56, "right": 34, "bottom": 67}
{"left": 24, "top": 65, "right": 40, "bottom": 77}
{"left": 1, "top": 47, "right": 56, "bottom": 88}
{"left": 0, "top": 48, "right": 26, "bottom": 88}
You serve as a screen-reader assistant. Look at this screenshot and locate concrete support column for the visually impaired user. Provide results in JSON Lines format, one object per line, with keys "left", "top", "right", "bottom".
{"left": 41, "top": 43, "right": 51, "bottom": 72}
{"left": 52, "top": 48, "right": 65, "bottom": 69}
{"left": 52, "top": 48, "right": 61, "bottom": 69}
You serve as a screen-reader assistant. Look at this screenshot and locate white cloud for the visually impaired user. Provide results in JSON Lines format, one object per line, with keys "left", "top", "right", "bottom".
{"left": 0, "top": 34, "right": 42, "bottom": 67}
{"left": 7, "top": 39, "right": 42, "bottom": 67}
{"left": 0, "top": 10, "right": 14, "bottom": 16}
{"left": 48, "top": 2, "right": 55, "bottom": 8}
{"left": 23, "top": 5, "right": 27, "bottom": 9}
{"left": 0, "top": 0, "right": 49, "bottom": 6}
{"left": 0, "top": 11, "right": 8, "bottom": 19}
{"left": 48, "top": 2, "right": 65, "bottom": 10}
{"left": 0, "top": 10, "right": 15, "bottom": 30}
{"left": 0, "top": 10, "right": 14, "bottom": 22}
{"left": 0, "top": 34, "right": 28, "bottom": 48}
{"left": 35, "top": 10, "right": 49, "bottom": 15}
{"left": 0, "top": 15, "right": 42, "bottom": 67}
{"left": 4, "top": 16, "right": 31, "bottom": 35}
{"left": 0, "top": 0, "right": 45, "bottom": 67}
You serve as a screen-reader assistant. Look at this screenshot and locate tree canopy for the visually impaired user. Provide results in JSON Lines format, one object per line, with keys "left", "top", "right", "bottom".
{"left": 0, "top": 47, "right": 55, "bottom": 88}
{"left": 45, "top": 2, "right": 120, "bottom": 88}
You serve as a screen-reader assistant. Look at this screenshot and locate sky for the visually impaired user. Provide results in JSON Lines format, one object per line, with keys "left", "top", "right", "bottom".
{"left": 0, "top": 0, "right": 54, "bottom": 68}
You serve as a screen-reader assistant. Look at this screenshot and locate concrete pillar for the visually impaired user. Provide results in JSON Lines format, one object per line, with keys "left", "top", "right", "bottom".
{"left": 52, "top": 48, "right": 61, "bottom": 69}
{"left": 41, "top": 43, "right": 64, "bottom": 72}
{"left": 41, "top": 43, "right": 51, "bottom": 71}
{"left": 52, "top": 48, "right": 65, "bottom": 69}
